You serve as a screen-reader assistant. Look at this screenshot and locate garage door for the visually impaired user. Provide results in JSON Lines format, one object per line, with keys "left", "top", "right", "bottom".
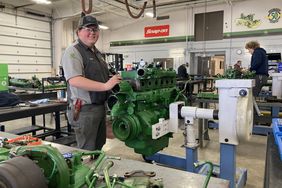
{"left": 0, "top": 11, "right": 52, "bottom": 79}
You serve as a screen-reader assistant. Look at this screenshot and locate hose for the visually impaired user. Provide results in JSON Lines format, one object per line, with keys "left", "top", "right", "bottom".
{"left": 124, "top": 0, "right": 147, "bottom": 19}
{"left": 152, "top": 0, "right": 156, "bottom": 18}
{"left": 103, "top": 161, "right": 114, "bottom": 188}
{"left": 195, "top": 161, "right": 214, "bottom": 188}
{"left": 203, "top": 161, "right": 213, "bottom": 188}
{"left": 81, "top": 0, "right": 92, "bottom": 14}
{"left": 84, "top": 151, "right": 106, "bottom": 187}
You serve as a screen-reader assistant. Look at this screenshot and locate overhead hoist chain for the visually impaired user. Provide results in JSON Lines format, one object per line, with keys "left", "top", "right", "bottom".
{"left": 81, "top": 0, "right": 92, "bottom": 14}
{"left": 80, "top": 0, "right": 157, "bottom": 19}
{"left": 125, "top": 0, "right": 156, "bottom": 19}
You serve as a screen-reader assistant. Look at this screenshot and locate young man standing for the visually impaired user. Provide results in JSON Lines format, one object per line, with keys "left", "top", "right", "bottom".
{"left": 61, "top": 14, "right": 121, "bottom": 150}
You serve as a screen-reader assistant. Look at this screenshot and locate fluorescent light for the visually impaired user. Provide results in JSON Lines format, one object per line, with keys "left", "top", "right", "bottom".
{"left": 32, "top": 0, "right": 52, "bottom": 4}
{"left": 145, "top": 12, "right": 154, "bottom": 18}
{"left": 99, "top": 24, "right": 109, "bottom": 30}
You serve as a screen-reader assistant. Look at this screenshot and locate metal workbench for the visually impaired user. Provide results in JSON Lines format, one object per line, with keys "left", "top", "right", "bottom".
{"left": 177, "top": 79, "right": 204, "bottom": 105}
{"left": 0, "top": 101, "right": 70, "bottom": 138}
{"left": 264, "top": 134, "right": 282, "bottom": 188}
{"left": 0, "top": 131, "right": 229, "bottom": 188}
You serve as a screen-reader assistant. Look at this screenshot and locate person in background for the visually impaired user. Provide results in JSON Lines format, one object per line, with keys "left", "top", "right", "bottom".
{"left": 61, "top": 14, "right": 121, "bottom": 151}
{"left": 177, "top": 62, "right": 189, "bottom": 79}
{"left": 234, "top": 60, "right": 242, "bottom": 72}
{"left": 245, "top": 40, "right": 268, "bottom": 96}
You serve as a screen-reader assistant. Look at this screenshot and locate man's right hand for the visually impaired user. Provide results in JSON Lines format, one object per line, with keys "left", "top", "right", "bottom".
{"left": 106, "top": 74, "right": 122, "bottom": 90}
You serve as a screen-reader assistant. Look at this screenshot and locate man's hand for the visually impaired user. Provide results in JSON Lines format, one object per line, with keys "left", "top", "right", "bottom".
{"left": 68, "top": 75, "right": 122, "bottom": 91}
{"left": 106, "top": 74, "right": 122, "bottom": 90}
{"left": 241, "top": 68, "right": 248, "bottom": 73}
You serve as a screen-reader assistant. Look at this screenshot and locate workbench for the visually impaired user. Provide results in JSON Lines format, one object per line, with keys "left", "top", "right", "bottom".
{"left": 177, "top": 79, "right": 204, "bottom": 105}
{"left": 264, "top": 134, "right": 282, "bottom": 188}
{"left": 0, "top": 101, "right": 70, "bottom": 139}
{"left": 253, "top": 102, "right": 282, "bottom": 134}
{"left": 0, "top": 131, "right": 229, "bottom": 188}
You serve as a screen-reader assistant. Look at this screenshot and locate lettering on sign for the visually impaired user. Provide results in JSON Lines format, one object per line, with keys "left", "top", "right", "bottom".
{"left": 144, "top": 25, "right": 170, "bottom": 38}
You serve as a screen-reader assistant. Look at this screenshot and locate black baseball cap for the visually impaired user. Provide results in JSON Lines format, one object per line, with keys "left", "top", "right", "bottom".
{"left": 78, "top": 15, "right": 99, "bottom": 28}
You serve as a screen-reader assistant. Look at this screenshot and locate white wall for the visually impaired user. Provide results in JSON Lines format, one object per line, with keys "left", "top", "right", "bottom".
{"left": 227, "top": 0, "right": 282, "bottom": 33}
{"left": 106, "top": 0, "right": 282, "bottom": 70}
{"left": 53, "top": 0, "right": 282, "bottom": 72}
{"left": 52, "top": 17, "right": 109, "bottom": 72}
{"left": 108, "top": 0, "right": 282, "bottom": 40}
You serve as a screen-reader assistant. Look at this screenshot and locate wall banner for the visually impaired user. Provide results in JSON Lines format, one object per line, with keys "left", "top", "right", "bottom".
{"left": 144, "top": 25, "right": 169, "bottom": 38}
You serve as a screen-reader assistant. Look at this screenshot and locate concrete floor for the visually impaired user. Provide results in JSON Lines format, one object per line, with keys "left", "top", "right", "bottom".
{"left": 104, "top": 129, "right": 267, "bottom": 188}
{"left": 2, "top": 114, "right": 267, "bottom": 188}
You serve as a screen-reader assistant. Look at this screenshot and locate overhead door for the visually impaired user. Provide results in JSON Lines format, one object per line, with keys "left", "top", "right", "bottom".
{"left": 0, "top": 11, "right": 52, "bottom": 79}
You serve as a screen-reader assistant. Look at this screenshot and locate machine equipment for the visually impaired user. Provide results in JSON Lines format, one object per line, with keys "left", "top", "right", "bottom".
{"left": 270, "top": 73, "right": 282, "bottom": 99}
{"left": 9, "top": 76, "right": 66, "bottom": 91}
{"left": 110, "top": 71, "right": 254, "bottom": 188}
{"left": 0, "top": 137, "right": 163, "bottom": 188}
{"left": 147, "top": 79, "right": 254, "bottom": 188}
{"left": 0, "top": 64, "right": 8, "bottom": 92}
{"left": 217, "top": 67, "right": 255, "bottom": 79}
{"left": 108, "top": 68, "right": 186, "bottom": 156}
{"left": 9, "top": 75, "right": 41, "bottom": 88}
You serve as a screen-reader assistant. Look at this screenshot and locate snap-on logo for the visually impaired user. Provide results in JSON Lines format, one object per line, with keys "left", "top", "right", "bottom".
{"left": 144, "top": 25, "right": 170, "bottom": 38}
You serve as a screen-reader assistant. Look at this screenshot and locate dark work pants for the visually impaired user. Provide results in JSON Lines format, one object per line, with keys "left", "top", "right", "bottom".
{"left": 67, "top": 104, "right": 106, "bottom": 151}
{"left": 253, "top": 75, "right": 268, "bottom": 97}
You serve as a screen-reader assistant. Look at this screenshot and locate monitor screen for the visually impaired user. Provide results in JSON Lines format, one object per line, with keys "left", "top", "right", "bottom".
{"left": 267, "top": 53, "right": 281, "bottom": 61}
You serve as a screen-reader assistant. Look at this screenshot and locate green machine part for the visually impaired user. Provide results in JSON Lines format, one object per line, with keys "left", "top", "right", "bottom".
{"left": 108, "top": 68, "right": 186, "bottom": 156}
{"left": 216, "top": 67, "right": 256, "bottom": 79}
{"left": 9, "top": 75, "right": 42, "bottom": 88}
{"left": 0, "top": 144, "right": 164, "bottom": 188}
{"left": 0, "top": 64, "right": 8, "bottom": 92}
{"left": 0, "top": 145, "right": 107, "bottom": 188}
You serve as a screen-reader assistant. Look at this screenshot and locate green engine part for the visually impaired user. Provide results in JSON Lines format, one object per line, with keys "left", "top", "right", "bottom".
{"left": 123, "top": 176, "right": 163, "bottom": 188}
{"left": 109, "top": 68, "right": 186, "bottom": 156}
{"left": 0, "top": 142, "right": 165, "bottom": 187}
{"left": 9, "top": 75, "right": 42, "bottom": 88}
{"left": 0, "top": 144, "right": 106, "bottom": 188}
{"left": 217, "top": 68, "right": 255, "bottom": 79}
{"left": 0, "top": 64, "right": 8, "bottom": 92}
{"left": 197, "top": 92, "right": 219, "bottom": 100}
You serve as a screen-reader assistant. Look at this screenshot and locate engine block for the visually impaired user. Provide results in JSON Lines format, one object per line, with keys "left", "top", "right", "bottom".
{"left": 108, "top": 68, "right": 185, "bottom": 156}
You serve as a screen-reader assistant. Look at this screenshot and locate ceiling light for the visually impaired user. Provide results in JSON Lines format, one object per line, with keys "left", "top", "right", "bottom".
{"left": 32, "top": 0, "right": 52, "bottom": 4}
{"left": 99, "top": 24, "right": 109, "bottom": 30}
{"left": 145, "top": 12, "right": 154, "bottom": 18}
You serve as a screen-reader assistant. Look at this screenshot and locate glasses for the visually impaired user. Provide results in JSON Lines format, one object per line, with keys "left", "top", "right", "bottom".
{"left": 82, "top": 26, "right": 100, "bottom": 33}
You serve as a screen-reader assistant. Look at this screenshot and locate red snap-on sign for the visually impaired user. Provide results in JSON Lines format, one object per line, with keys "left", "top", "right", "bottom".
{"left": 144, "top": 25, "right": 170, "bottom": 38}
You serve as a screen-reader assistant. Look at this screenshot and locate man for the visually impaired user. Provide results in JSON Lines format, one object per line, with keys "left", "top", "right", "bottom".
{"left": 177, "top": 62, "right": 189, "bottom": 79}
{"left": 245, "top": 41, "right": 268, "bottom": 96}
{"left": 234, "top": 60, "right": 242, "bottom": 72}
{"left": 61, "top": 14, "right": 121, "bottom": 151}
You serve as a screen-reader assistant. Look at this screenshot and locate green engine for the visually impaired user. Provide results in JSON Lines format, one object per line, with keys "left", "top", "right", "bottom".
{"left": 108, "top": 68, "right": 185, "bottom": 156}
